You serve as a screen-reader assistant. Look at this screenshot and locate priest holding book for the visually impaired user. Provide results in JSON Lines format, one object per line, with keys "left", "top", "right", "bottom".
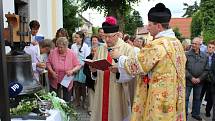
{"left": 90, "top": 16, "right": 136, "bottom": 121}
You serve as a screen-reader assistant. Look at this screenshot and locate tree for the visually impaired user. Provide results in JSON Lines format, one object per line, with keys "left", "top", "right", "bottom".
{"left": 183, "top": 1, "right": 200, "bottom": 17}
{"left": 191, "top": 11, "right": 202, "bottom": 39}
{"left": 173, "top": 27, "right": 184, "bottom": 41}
{"left": 92, "top": 26, "right": 99, "bottom": 35}
{"left": 132, "top": 10, "right": 143, "bottom": 27}
{"left": 200, "top": 0, "right": 215, "bottom": 43}
{"left": 80, "top": 0, "right": 140, "bottom": 31}
{"left": 124, "top": 10, "right": 143, "bottom": 36}
{"left": 63, "top": 0, "right": 83, "bottom": 41}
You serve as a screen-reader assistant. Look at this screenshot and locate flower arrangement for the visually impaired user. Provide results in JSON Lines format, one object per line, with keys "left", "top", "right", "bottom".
{"left": 39, "top": 90, "right": 77, "bottom": 121}
{"left": 10, "top": 90, "right": 77, "bottom": 121}
{"left": 10, "top": 99, "right": 37, "bottom": 116}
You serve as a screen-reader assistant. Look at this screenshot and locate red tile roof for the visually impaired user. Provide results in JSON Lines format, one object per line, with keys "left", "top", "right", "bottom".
{"left": 169, "top": 18, "right": 192, "bottom": 38}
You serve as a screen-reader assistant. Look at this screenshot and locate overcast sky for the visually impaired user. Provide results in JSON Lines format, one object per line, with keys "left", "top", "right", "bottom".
{"left": 82, "top": 0, "right": 200, "bottom": 27}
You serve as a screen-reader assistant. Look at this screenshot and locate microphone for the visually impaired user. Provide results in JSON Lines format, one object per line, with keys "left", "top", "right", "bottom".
{"left": 8, "top": 82, "right": 23, "bottom": 98}
{"left": 107, "top": 48, "right": 118, "bottom": 63}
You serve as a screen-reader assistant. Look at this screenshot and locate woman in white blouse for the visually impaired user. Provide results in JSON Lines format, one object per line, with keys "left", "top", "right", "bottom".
{"left": 71, "top": 31, "right": 90, "bottom": 108}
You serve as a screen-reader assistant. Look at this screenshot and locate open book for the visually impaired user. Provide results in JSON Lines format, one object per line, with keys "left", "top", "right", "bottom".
{"left": 83, "top": 59, "right": 112, "bottom": 71}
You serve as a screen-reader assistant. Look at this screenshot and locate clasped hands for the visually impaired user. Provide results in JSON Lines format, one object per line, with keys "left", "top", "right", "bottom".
{"left": 191, "top": 77, "right": 201, "bottom": 84}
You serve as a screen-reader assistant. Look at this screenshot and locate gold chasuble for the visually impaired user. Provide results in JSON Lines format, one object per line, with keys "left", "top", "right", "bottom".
{"left": 90, "top": 38, "right": 136, "bottom": 121}
{"left": 125, "top": 37, "right": 186, "bottom": 121}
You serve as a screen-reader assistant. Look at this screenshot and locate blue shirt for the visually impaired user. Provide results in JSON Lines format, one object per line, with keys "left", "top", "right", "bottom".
{"left": 84, "top": 37, "right": 91, "bottom": 47}
{"left": 200, "top": 44, "right": 207, "bottom": 53}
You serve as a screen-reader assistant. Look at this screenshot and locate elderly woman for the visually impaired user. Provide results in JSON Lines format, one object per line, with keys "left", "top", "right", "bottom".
{"left": 133, "top": 37, "right": 146, "bottom": 49}
{"left": 182, "top": 39, "right": 191, "bottom": 51}
{"left": 47, "top": 37, "right": 81, "bottom": 102}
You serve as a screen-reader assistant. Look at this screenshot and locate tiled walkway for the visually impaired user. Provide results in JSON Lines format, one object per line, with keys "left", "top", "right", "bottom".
{"left": 74, "top": 103, "right": 212, "bottom": 121}
{"left": 73, "top": 91, "right": 213, "bottom": 121}
{"left": 75, "top": 107, "right": 90, "bottom": 121}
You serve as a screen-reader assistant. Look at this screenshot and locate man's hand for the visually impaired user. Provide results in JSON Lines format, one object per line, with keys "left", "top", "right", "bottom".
{"left": 109, "top": 48, "right": 121, "bottom": 59}
{"left": 109, "top": 66, "right": 118, "bottom": 73}
{"left": 89, "top": 66, "right": 97, "bottom": 73}
{"left": 36, "top": 62, "right": 46, "bottom": 69}
{"left": 31, "top": 40, "right": 38, "bottom": 46}
{"left": 191, "top": 77, "right": 200, "bottom": 84}
{"left": 195, "top": 78, "right": 201, "bottom": 84}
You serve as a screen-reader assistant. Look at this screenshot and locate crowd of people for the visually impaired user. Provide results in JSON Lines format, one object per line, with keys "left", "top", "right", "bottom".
{"left": 22, "top": 2, "right": 215, "bottom": 121}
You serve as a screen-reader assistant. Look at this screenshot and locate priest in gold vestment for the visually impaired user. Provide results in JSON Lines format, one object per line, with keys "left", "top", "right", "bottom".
{"left": 110, "top": 3, "right": 186, "bottom": 121}
{"left": 90, "top": 16, "right": 136, "bottom": 121}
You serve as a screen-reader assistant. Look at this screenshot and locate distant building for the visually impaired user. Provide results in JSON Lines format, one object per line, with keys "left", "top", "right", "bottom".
{"left": 136, "top": 25, "right": 153, "bottom": 42}
{"left": 77, "top": 14, "right": 93, "bottom": 36}
{"left": 169, "top": 18, "right": 192, "bottom": 39}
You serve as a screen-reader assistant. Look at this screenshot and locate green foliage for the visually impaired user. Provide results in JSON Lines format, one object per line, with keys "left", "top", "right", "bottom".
{"left": 63, "top": 0, "right": 83, "bottom": 40}
{"left": 184, "top": 0, "right": 215, "bottom": 43}
{"left": 92, "top": 27, "right": 99, "bottom": 35}
{"left": 132, "top": 10, "right": 143, "bottom": 27}
{"left": 40, "top": 91, "right": 77, "bottom": 121}
{"left": 9, "top": 90, "right": 77, "bottom": 120}
{"left": 124, "top": 10, "right": 143, "bottom": 36}
{"left": 200, "top": 0, "right": 215, "bottom": 43}
{"left": 10, "top": 99, "right": 37, "bottom": 116}
{"left": 173, "top": 27, "right": 184, "bottom": 41}
{"left": 80, "top": 0, "right": 140, "bottom": 31}
{"left": 80, "top": 0, "right": 139, "bottom": 14}
{"left": 191, "top": 11, "right": 202, "bottom": 39}
{"left": 183, "top": 1, "right": 200, "bottom": 17}
{"left": 203, "top": 29, "right": 215, "bottom": 43}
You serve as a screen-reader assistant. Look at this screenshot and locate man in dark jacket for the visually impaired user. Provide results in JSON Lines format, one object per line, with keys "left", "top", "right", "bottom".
{"left": 200, "top": 41, "right": 215, "bottom": 117}
{"left": 185, "top": 37, "right": 209, "bottom": 121}
{"left": 209, "top": 42, "right": 215, "bottom": 121}
{"left": 98, "top": 28, "right": 105, "bottom": 43}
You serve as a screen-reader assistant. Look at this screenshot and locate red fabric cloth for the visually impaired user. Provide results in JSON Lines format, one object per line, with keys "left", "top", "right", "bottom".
{"left": 102, "top": 52, "right": 112, "bottom": 121}
{"left": 143, "top": 75, "right": 150, "bottom": 84}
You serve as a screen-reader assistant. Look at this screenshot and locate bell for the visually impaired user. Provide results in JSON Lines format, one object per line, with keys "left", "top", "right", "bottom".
{"left": 6, "top": 52, "right": 42, "bottom": 95}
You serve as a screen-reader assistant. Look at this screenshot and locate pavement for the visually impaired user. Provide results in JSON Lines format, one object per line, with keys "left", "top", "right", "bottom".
{"left": 187, "top": 101, "right": 212, "bottom": 121}
{"left": 74, "top": 107, "right": 90, "bottom": 121}
{"left": 73, "top": 92, "right": 213, "bottom": 121}
{"left": 186, "top": 89, "right": 213, "bottom": 121}
{"left": 70, "top": 96, "right": 90, "bottom": 121}
{"left": 73, "top": 102, "right": 212, "bottom": 121}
